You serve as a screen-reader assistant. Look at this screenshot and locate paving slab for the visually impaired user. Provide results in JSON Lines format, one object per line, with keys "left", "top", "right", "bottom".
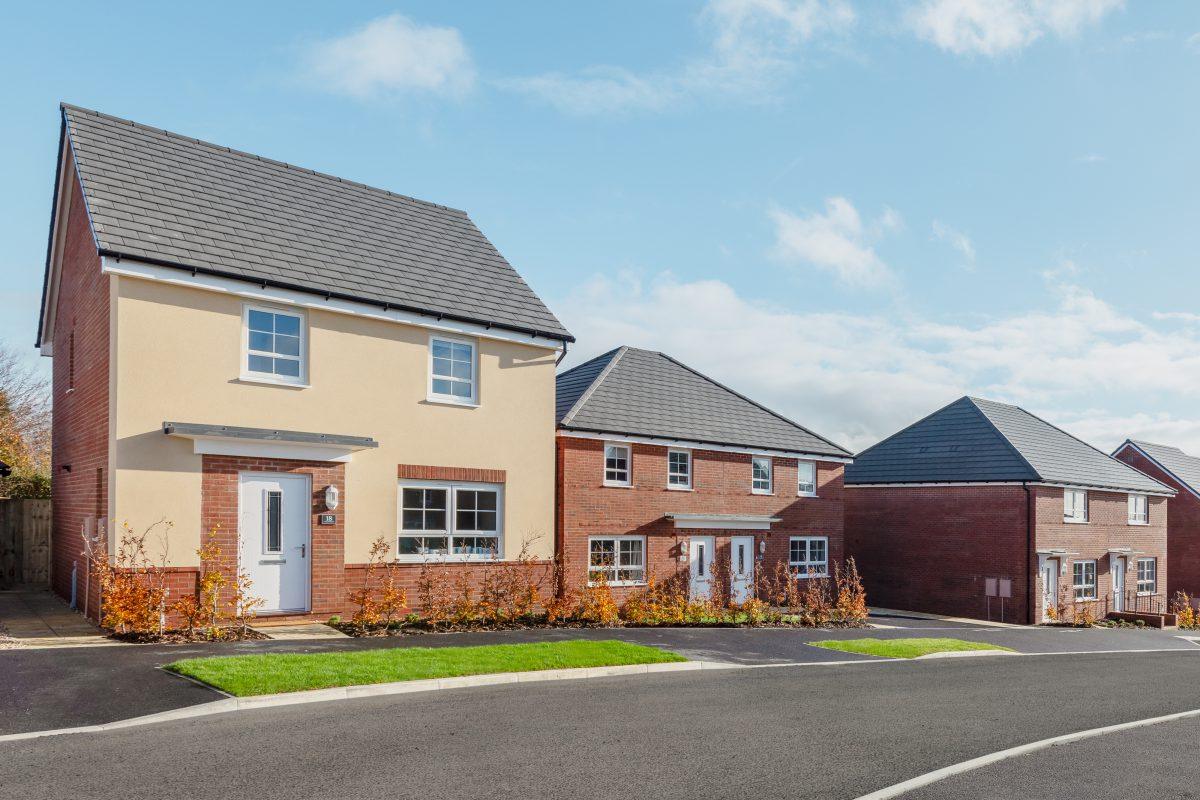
{"left": 0, "top": 589, "right": 109, "bottom": 648}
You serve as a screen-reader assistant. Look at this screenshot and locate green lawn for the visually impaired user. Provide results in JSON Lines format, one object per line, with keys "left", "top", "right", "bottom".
{"left": 811, "top": 637, "right": 1013, "bottom": 659}
{"left": 166, "top": 640, "right": 686, "bottom": 697}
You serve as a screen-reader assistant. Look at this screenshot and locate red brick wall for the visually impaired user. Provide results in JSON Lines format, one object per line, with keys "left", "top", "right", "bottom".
{"left": 1114, "top": 447, "right": 1197, "bottom": 596}
{"left": 201, "top": 455, "right": 346, "bottom": 620}
{"left": 1032, "top": 485, "right": 1168, "bottom": 618}
{"left": 556, "top": 436, "right": 845, "bottom": 601}
{"left": 397, "top": 464, "right": 506, "bottom": 483}
{"left": 845, "top": 484, "right": 1032, "bottom": 623}
{"left": 49, "top": 170, "right": 109, "bottom": 609}
{"left": 342, "top": 559, "right": 555, "bottom": 617}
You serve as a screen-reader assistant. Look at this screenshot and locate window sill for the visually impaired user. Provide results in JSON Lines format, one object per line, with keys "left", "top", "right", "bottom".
{"left": 603, "top": 482, "right": 633, "bottom": 489}
{"left": 394, "top": 555, "right": 502, "bottom": 564}
{"left": 797, "top": 492, "right": 818, "bottom": 498}
{"left": 424, "top": 395, "right": 480, "bottom": 408}
{"left": 751, "top": 490, "right": 774, "bottom": 496}
{"left": 667, "top": 485, "right": 693, "bottom": 492}
{"left": 1127, "top": 521, "right": 1149, "bottom": 526}
{"left": 1073, "top": 597, "right": 1098, "bottom": 603}
{"left": 1063, "top": 519, "right": 1089, "bottom": 525}
{"left": 236, "top": 375, "right": 310, "bottom": 389}
{"left": 1136, "top": 591, "right": 1154, "bottom": 597}
{"left": 588, "top": 581, "right": 646, "bottom": 588}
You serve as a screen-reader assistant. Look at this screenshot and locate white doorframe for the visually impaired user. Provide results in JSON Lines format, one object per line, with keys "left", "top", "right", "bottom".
{"left": 1040, "top": 557, "right": 1059, "bottom": 622}
{"left": 730, "top": 535, "right": 754, "bottom": 604}
{"left": 238, "top": 472, "right": 312, "bottom": 614}
{"left": 1112, "top": 556, "right": 1126, "bottom": 612}
{"left": 689, "top": 536, "right": 715, "bottom": 601}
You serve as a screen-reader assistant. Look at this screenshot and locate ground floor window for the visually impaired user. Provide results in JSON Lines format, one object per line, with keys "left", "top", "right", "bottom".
{"left": 589, "top": 536, "right": 646, "bottom": 586}
{"left": 1072, "top": 560, "right": 1097, "bottom": 601}
{"left": 1137, "top": 557, "right": 1157, "bottom": 595}
{"left": 789, "top": 536, "right": 828, "bottom": 577}
{"left": 398, "top": 480, "right": 502, "bottom": 560}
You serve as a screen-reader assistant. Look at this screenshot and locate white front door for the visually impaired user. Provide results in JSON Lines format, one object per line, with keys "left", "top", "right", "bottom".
{"left": 1040, "top": 558, "right": 1059, "bottom": 622}
{"left": 730, "top": 536, "right": 754, "bottom": 604}
{"left": 689, "top": 536, "right": 715, "bottom": 601}
{"left": 239, "top": 473, "right": 311, "bottom": 613}
{"left": 1112, "top": 557, "right": 1126, "bottom": 612}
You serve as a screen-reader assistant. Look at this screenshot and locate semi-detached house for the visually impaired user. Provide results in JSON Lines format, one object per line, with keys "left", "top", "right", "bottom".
{"left": 555, "top": 346, "right": 853, "bottom": 600}
{"left": 38, "top": 104, "right": 572, "bottom": 620}
{"left": 845, "top": 396, "right": 1173, "bottom": 624}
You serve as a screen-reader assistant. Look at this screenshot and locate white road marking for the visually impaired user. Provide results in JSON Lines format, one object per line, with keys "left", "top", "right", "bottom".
{"left": 854, "top": 707, "right": 1200, "bottom": 799}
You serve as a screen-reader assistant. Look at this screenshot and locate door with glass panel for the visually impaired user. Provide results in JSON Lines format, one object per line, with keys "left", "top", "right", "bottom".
{"left": 1111, "top": 556, "right": 1126, "bottom": 612}
{"left": 730, "top": 536, "right": 754, "bottom": 603}
{"left": 689, "top": 536, "right": 715, "bottom": 600}
{"left": 238, "top": 473, "right": 311, "bottom": 613}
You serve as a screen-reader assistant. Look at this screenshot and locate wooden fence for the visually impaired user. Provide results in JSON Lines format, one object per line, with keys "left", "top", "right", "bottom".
{"left": 0, "top": 499, "right": 51, "bottom": 589}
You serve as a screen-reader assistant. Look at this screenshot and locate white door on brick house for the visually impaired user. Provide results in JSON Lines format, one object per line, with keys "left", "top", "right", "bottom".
{"left": 1112, "top": 556, "right": 1126, "bottom": 612}
{"left": 689, "top": 536, "right": 715, "bottom": 601}
{"left": 239, "top": 473, "right": 311, "bottom": 613}
{"left": 1040, "top": 558, "right": 1059, "bottom": 622}
{"left": 730, "top": 536, "right": 754, "bottom": 604}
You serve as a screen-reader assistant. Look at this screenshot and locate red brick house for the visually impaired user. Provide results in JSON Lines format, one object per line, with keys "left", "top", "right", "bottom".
{"left": 555, "top": 346, "right": 852, "bottom": 601}
{"left": 1113, "top": 440, "right": 1200, "bottom": 598}
{"left": 845, "top": 397, "right": 1172, "bottom": 624}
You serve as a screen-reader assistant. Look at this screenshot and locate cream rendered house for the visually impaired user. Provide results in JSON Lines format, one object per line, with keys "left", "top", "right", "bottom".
{"left": 38, "top": 105, "right": 572, "bottom": 620}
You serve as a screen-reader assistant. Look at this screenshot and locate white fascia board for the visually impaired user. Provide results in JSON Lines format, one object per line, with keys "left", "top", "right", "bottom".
{"left": 102, "top": 257, "right": 564, "bottom": 353}
{"left": 1035, "top": 481, "right": 1174, "bottom": 498}
{"left": 846, "top": 480, "right": 1173, "bottom": 497}
{"left": 176, "top": 434, "right": 357, "bottom": 463}
{"left": 557, "top": 430, "right": 852, "bottom": 464}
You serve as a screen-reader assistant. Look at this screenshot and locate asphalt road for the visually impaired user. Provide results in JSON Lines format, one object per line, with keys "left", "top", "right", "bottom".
{"left": 4, "top": 650, "right": 1200, "bottom": 799}
{"left": 1, "top": 618, "right": 1192, "bottom": 734}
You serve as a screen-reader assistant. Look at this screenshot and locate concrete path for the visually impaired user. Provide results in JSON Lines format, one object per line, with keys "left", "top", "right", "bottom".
{"left": 0, "top": 588, "right": 111, "bottom": 648}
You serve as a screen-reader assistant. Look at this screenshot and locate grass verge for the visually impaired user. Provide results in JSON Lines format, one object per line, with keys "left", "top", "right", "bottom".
{"left": 811, "top": 637, "right": 1013, "bottom": 659}
{"left": 166, "top": 639, "right": 686, "bottom": 696}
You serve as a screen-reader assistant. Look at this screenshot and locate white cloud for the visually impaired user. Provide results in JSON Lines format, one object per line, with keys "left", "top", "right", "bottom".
{"left": 555, "top": 269, "right": 1200, "bottom": 454}
{"left": 908, "top": 0, "right": 1124, "bottom": 57}
{"left": 1187, "top": 32, "right": 1200, "bottom": 52}
{"left": 504, "top": 0, "right": 854, "bottom": 114}
{"left": 305, "top": 14, "right": 475, "bottom": 99}
{"left": 769, "top": 198, "right": 897, "bottom": 288}
{"left": 930, "top": 220, "right": 976, "bottom": 268}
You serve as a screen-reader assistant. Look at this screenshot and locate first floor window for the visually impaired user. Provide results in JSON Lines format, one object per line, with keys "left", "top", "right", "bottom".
{"left": 1064, "top": 489, "right": 1088, "bottom": 523}
{"left": 668, "top": 449, "right": 691, "bottom": 488}
{"left": 429, "top": 336, "right": 476, "bottom": 403}
{"left": 589, "top": 536, "right": 645, "bottom": 585}
{"left": 1128, "top": 494, "right": 1148, "bottom": 524}
{"left": 1073, "top": 560, "right": 1097, "bottom": 601}
{"left": 1137, "top": 558, "right": 1157, "bottom": 595}
{"left": 789, "top": 536, "right": 828, "bottom": 577}
{"left": 245, "top": 306, "right": 304, "bottom": 382}
{"left": 752, "top": 457, "right": 772, "bottom": 494}
{"left": 398, "top": 482, "right": 501, "bottom": 559}
{"left": 797, "top": 460, "right": 817, "bottom": 496}
{"left": 605, "top": 443, "right": 631, "bottom": 486}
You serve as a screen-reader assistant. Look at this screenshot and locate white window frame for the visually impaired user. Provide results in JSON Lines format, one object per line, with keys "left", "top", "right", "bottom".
{"left": 396, "top": 479, "right": 503, "bottom": 562}
{"left": 241, "top": 304, "right": 307, "bottom": 386}
{"left": 667, "top": 449, "right": 691, "bottom": 490}
{"left": 604, "top": 443, "right": 632, "bottom": 487}
{"left": 1136, "top": 557, "right": 1157, "bottom": 596}
{"left": 1072, "top": 560, "right": 1097, "bottom": 601}
{"left": 1127, "top": 494, "right": 1148, "bottom": 525}
{"left": 789, "top": 536, "right": 828, "bottom": 578}
{"left": 1064, "top": 489, "right": 1088, "bottom": 524}
{"left": 427, "top": 334, "right": 478, "bottom": 406}
{"left": 752, "top": 456, "right": 773, "bottom": 495}
{"left": 587, "top": 535, "right": 646, "bottom": 587}
{"left": 797, "top": 460, "right": 817, "bottom": 497}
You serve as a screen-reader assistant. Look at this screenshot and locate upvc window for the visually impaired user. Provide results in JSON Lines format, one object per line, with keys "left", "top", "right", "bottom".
{"left": 752, "top": 457, "right": 773, "bottom": 494}
{"left": 244, "top": 306, "right": 305, "bottom": 384}
{"left": 429, "top": 335, "right": 477, "bottom": 404}
{"left": 1128, "top": 494, "right": 1148, "bottom": 525}
{"left": 1064, "top": 489, "right": 1088, "bottom": 523}
{"left": 1072, "top": 560, "right": 1097, "bottom": 601}
{"left": 605, "top": 443, "right": 631, "bottom": 486}
{"left": 588, "top": 536, "right": 646, "bottom": 586}
{"left": 1137, "top": 558, "right": 1157, "bottom": 595}
{"left": 668, "top": 449, "right": 691, "bottom": 489}
{"left": 797, "top": 460, "right": 817, "bottom": 496}
{"left": 789, "top": 536, "right": 828, "bottom": 577}
{"left": 398, "top": 481, "right": 502, "bottom": 560}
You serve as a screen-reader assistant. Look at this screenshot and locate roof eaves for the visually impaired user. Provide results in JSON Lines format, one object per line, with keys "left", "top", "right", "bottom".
{"left": 558, "top": 346, "right": 627, "bottom": 427}
{"left": 557, "top": 424, "right": 850, "bottom": 460}
{"left": 653, "top": 351, "right": 853, "bottom": 457}
{"left": 35, "top": 115, "right": 68, "bottom": 348}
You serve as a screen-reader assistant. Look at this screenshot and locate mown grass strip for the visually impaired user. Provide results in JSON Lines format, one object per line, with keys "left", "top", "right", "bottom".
{"left": 167, "top": 640, "right": 686, "bottom": 696}
{"left": 811, "top": 637, "right": 1013, "bottom": 659}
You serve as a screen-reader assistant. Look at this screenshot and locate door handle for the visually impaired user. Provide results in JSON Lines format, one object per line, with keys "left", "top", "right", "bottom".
{"left": 297, "top": 544, "right": 306, "bottom": 558}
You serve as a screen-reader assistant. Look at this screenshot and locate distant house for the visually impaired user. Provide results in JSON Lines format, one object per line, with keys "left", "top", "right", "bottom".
{"left": 555, "top": 346, "right": 852, "bottom": 601}
{"left": 37, "top": 104, "right": 572, "bottom": 621}
{"left": 845, "top": 397, "right": 1172, "bottom": 624}
{"left": 1113, "top": 440, "right": 1200, "bottom": 598}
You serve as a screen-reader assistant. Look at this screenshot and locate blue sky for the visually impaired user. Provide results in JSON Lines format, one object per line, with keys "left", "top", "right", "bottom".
{"left": 3, "top": 1, "right": 1200, "bottom": 451}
